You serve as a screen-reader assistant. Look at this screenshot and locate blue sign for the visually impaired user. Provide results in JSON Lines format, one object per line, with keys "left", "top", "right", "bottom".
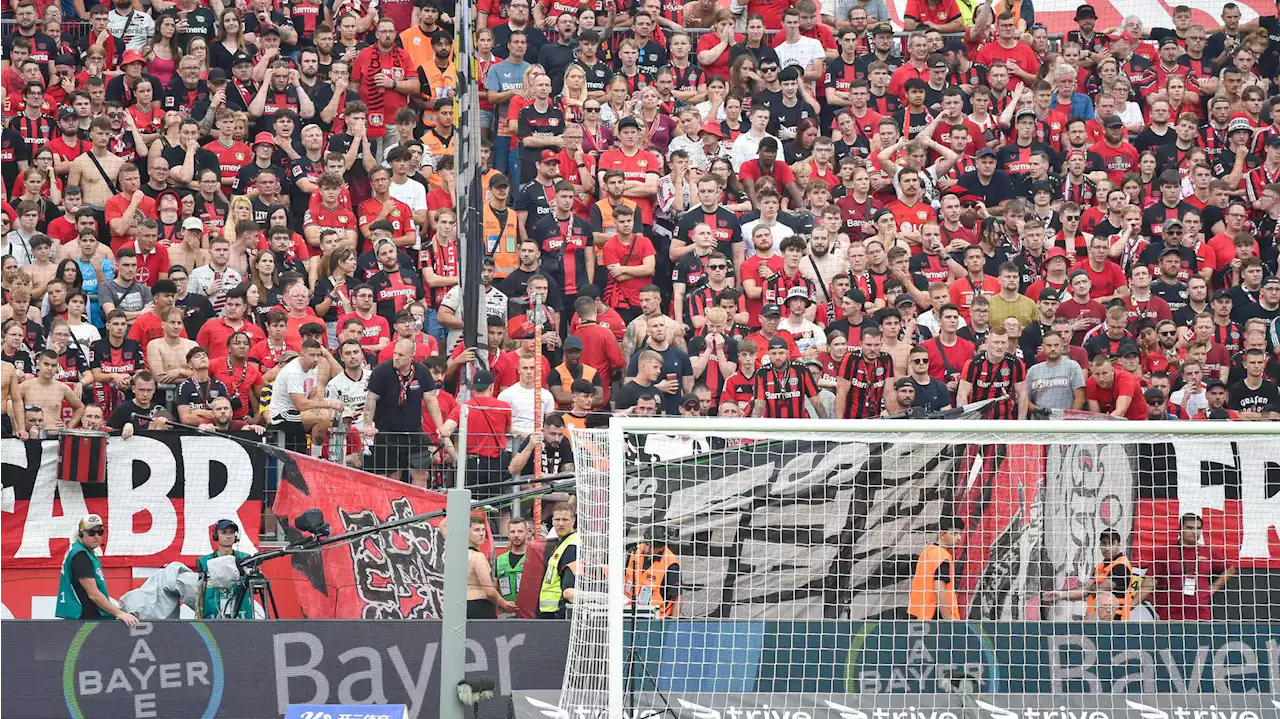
{"left": 284, "top": 705, "right": 407, "bottom": 719}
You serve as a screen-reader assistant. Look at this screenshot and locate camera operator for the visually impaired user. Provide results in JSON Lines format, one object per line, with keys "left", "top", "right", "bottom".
{"left": 197, "top": 519, "right": 254, "bottom": 619}
{"left": 55, "top": 514, "right": 139, "bottom": 627}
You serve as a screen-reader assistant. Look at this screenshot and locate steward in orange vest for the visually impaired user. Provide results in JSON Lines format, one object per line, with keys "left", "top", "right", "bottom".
{"left": 1044, "top": 529, "right": 1135, "bottom": 620}
{"left": 624, "top": 526, "right": 682, "bottom": 619}
{"left": 907, "top": 516, "right": 964, "bottom": 620}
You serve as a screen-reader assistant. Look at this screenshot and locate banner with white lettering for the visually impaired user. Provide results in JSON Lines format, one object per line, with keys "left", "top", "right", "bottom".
{"left": 1, "top": 433, "right": 266, "bottom": 569}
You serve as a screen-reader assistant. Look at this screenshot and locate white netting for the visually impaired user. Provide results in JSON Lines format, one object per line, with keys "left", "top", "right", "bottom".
{"left": 562, "top": 420, "right": 1280, "bottom": 718}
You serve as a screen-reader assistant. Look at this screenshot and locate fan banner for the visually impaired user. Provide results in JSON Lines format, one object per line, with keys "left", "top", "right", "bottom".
{"left": 271, "top": 451, "right": 493, "bottom": 619}
{"left": 622, "top": 439, "right": 1280, "bottom": 622}
{"left": 878, "top": 1, "right": 1274, "bottom": 35}
{"left": 0, "top": 434, "right": 266, "bottom": 569}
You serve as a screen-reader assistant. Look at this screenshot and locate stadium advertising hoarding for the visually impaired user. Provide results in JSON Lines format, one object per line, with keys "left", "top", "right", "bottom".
{"left": 621, "top": 621, "right": 1279, "bottom": 697}
{"left": 1, "top": 434, "right": 267, "bottom": 618}
{"left": 0, "top": 619, "right": 571, "bottom": 719}
{"left": 876, "top": 2, "right": 1274, "bottom": 35}
{"left": 512, "top": 691, "right": 1280, "bottom": 719}
{"left": 623, "top": 438, "right": 1280, "bottom": 622}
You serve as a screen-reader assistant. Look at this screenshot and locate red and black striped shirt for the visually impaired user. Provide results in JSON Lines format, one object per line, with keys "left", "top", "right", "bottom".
{"left": 754, "top": 361, "right": 817, "bottom": 419}
{"left": 838, "top": 349, "right": 891, "bottom": 419}
{"left": 961, "top": 352, "right": 1025, "bottom": 420}
{"left": 7, "top": 113, "right": 54, "bottom": 152}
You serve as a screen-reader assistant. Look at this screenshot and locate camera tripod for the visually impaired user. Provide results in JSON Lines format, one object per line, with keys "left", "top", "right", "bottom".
{"left": 223, "top": 565, "right": 280, "bottom": 619}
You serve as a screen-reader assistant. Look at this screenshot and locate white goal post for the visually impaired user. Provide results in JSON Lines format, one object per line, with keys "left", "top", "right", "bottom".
{"left": 562, "top": 418, "right": 1280, "bottom": 719}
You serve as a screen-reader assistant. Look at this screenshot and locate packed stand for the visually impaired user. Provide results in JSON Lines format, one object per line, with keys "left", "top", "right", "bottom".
{"left": 3, "top": 0, "right": 1280, "bottom": 502}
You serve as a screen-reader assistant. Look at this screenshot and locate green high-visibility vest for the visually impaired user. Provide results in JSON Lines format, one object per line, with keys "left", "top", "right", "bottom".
{"left": 496, "top": 550, "right": 526, "bottom": 603}
{"left": 539, "top": 532, "right": 578, "bottom": 614}
{"left": 56, "top": 541, "right": 109, "bottom": 619}
{"left": 197, "top": 550, "right": 255, "bottom": 619}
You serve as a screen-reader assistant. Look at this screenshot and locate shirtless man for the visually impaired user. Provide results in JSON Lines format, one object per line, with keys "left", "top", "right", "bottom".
{"left": 26, "top": 236, "right": 58, "bottom": 299}
{"left": 146, "top": 307, "right": 197, "bottom": 383}
{"left": 23, "top": 352, "right": 85, "bottom": 430}
{"left": 467, "top": 515, "right": 515, "bottom": 618}
{"left": 166, "top": 217, "right": 208, "bottom": 273}
{"left": 67, "top": 118, "right": 126, "bottom": 209}
{"left": 2, "top": 360, "right": 26, "bottom": 438}
{"left": 879, "top": 309, "right": 913, "bottom": 376}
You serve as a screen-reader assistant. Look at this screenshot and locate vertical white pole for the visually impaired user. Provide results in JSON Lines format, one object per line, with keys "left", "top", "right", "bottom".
{"left": 607, "top": 421, "right": 626, "bottom": 717}
{"left": 454, "top": 404, "right": 468, "bottom": 489}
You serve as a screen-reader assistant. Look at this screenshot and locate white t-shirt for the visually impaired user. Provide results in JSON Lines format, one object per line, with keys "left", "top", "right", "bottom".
{"left": 108, "top": 9, "right": 155, "bottom": 51}
{"left": 326, "top": 367, "right": 371, "bottom": 428}
{"left": 777, "top": 317, "right": 827, "bottom": 354}
{"left": 268, "top": 358, "right": 319, "bottom": 423}
{"left": 496, "top": 383, "right": 555, "bottom": 437}
{"left": 740, "top": 218, "right": 795, "bottom": 258}
{"left": 389, "top": 178, "right": 427, "bottom": 221}
{"left": 774, "top": 36, "right": 826, "bottom": 92}
{"left": 440, "top": 285, "right": 508, "bottom": 353}
{"left": 187, "top": 265, "right": 243, "bottom": 313}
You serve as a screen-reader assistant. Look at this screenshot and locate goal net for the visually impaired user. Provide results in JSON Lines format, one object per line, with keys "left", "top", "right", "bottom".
{"left": 562, "top": 419, "right": 1280, "bottom": 719}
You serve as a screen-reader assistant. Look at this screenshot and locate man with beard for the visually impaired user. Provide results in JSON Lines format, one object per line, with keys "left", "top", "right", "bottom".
{"left": 3, "top": 3, "right": 56, "bottom": 82}
{"left": 495, "top": 518, "right": 531, "bottom": 611}
{"left": 164, "top": 119, "right": 221, "bottom": 190}
{"left": 248, "top": 61, "right": 316, "bottom": 135}
{"left": 209, "top": 331, "right": 262, "bottom": 421}
{"left": 224, "top": 52, "right": 259, "bottom": 112}
{"left": 1026, "top": 330, "right": 1085, "bottom": 412}
{"left": 352, "top": 18, "right": 422, "bottom": 150}
{"left": 163, "top": 57, "right": 210, "bottom": 117}
{"left": 367, "top": 238, "right": 425, "bottom": 325}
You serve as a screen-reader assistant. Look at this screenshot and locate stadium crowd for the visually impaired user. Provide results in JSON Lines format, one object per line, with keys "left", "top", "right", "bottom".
{"left": 4, "top": 0, "right": 1280, "bottom": 492}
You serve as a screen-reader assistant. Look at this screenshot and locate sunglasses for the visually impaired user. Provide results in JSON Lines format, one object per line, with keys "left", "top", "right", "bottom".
{"left": 1159, "top": 330, "right": 1177, "bottom": 336}
{"left": 584, "top": 107, "right": 600, "bottom": 112}
{"left": 761, "top": 66, "right": 779, "bottom": 72}
{"left": 84, "top": 528, "right": 104, "bottom": 536}
{"left": 911, "top": 358, "right": 929, "bottom": 364}
{"left": 707, "top": 263, "right": 728, "bottom": 269}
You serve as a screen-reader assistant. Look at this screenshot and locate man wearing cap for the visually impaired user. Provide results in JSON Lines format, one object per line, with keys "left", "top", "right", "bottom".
{"left": 47, "top": 106, "right": 91, "bottom": 175}
{"left": 106, "top": 50, "right": 161, "bottom": 107}
{"left": 1089, "top": 114, "right": 1140, "bottom": 186}
{"left": 753, "top": 335, "right": 826, "bottom": 418}
{"left": 235, "top": 133, "right": 285, "bottom": 199}
{"left": 1065, "top": 6, "right": 1108, "bottom": 68}
{"left": 624, "top": 526, "right": 683, "bottom": 619}
{"left": 197, "top": 519, "right": 254, "bottom": 619}
{"left": 1191, "top": 379, "right": 1240, "bottom": 420}
{"left": 56, "top": 514, "right": 139, "bottom": 626}
{"left": 949, "top": 147, "right": 1016, "bottom": 210}
{"left": 515, "top": 150, "right": 562, "bottom": 241}
{"left": 1213, "top": 115, "right": 1262, "bottom": 186}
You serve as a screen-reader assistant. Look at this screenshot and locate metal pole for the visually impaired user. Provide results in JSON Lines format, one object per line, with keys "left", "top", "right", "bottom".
{"left": 437, "top": 485, "right": 473, "bottom": 719}
{"left": 455, "top": 404, "right": 468, "bottom": 490}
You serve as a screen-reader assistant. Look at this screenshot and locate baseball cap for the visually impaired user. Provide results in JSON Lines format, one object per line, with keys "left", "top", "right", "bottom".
{"left": 927, "top": 54, "right": 946, "bottom": 69}
{"left": 253, "top": 132, "right": 275, "bottom": 146}
{"left": 1160, "top": 245, "right": 1182, "bottom": 257}
{"left": 1117, "top": 341, "right": 1141, "bottom": 357}
{"left": 645, "top": 525, "right": 671, "bottom": 544}
{"left": 1109, "top": 30, "right": 1137, "bottom": 45}
{"left": 1213, "top": 289, "right": 1233, "bottom": 301}
{"left": 975, "top": 147, "right": 997, "bottom": 159}
{"left": 214, "top": 518, "right": 239, "bottom": 533}
{"left": 1159, "top": 36, "right": 1180, "bottom": 49}
{"left": 873, "top": 22, "right": 894, "bottom": 36}
{"left": 507, "top": 317, "right": 536, "bottom": 340}
{"left": 489, "top": 172, "right": 511, "bottom": 188}
{"left": 760, "top": 303, "right": 782, "bottom": 317}
{"left": 539, "top": 149, "right": 561, "bottom": 164}
{"left": 182, "top": 217, "right": 205, "bottom": 231}
{"left": 58, "top": 106, "right": 76, "bottom": 120}
{"left": 616, "top": 116, "right": 642, "bottom": 132}
{"left": 232, "top": 51, "right": 254, "bottom": 65}
{"left": 1102, "top": 114, "right": 1124, "bottom": 128}
{"left": 767, "top": 336, "right": 788, "bottom": 350}
{"left": 207, "top": 68, "right": 228, "bottom": 84}
{"left": 1039, "top": 287, "right": 1065, "bottom": 303}
{"left": 1015, "top": 109, "right": 1038, "bottom": 123}
{"left": 258, "top": 24, "right": 281, "bottom": 36}
{"left": 120, "top": 49, "right": 145, "bottom": 66}
{"left": 1204, "top": 378, "right": 1228, "bottom": 392}
{"left": 785, "top": 286, "right": 812, "bottom": 305}
{"left": 55, "top": 53, "right": 77, "bottom": 67}
{"left": 79, "top": 514, "right": 105, "bottom": 531}
{"left": 1228, "top": 114, "right": 1254, "bottom": 134}
{"left": 1267, "top": 135, "right": 1280, "bottom": 148}
{"left": 1163, "top": 219, "right": 1184, "bottom": 231}
{"left": 563, "top": 335, "right": 584, "bottom": 351}
{"left": 1143, "top": 388, "right": 1167, "bottom": 405}
{"left": 472, "top": 370, "right": 495, "bottom": 390}
{"left": 680, "top": 393, "right": 701, "bottom": 410}
{"left": 1031, "top": 180, "right": 1054, "bottom": 196}
{"left": 894, "top": 293, "right": 916, "bottom": 307}
{"left": 1262, "top": 276, "right": 1280, "bottom": 288}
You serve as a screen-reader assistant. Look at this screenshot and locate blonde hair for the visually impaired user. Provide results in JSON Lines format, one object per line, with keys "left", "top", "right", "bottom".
{"left": 562, "top": 64, "right": 588, "bottom": 106}
{"left": 223, "top": 195, "right": 255, "bottom": 243}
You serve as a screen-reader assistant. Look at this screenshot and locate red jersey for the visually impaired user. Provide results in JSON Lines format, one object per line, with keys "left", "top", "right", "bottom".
{"left": 351, "top": 45, "right": 418, "bottom": 135}
{"left": 1069, "top": 258, "right": 1127, "bottom": 300}
{"left": 1090, "top": 139, "right": 1141, "bottom": 185}
{"left": 104, "top": 192, "right": 158, "bottom": 250}
{"left": 303, "top": 203, "right": 358, "bottom": 238}
{"left": 596, "top": 147, "right": 662, "bottom": 226}
{"left": 1085, "top": 367, "right": 1148, "bottom": 420}
{"left": 887, "top": 199, "right": 937, "bottom": 246}
{"left": 197, "top": 318, "right": 267, "bottom": 361}
{"left": 247, "top": 338, "right": 298, "bottom": 372}
{"left": 203, "top": 140, "right": 253, "bottom": 186}
{"left": 211, "top": 359, "right": 264, "bottom": 420}
{"left": 600, "top": 234, "right": 656, "bottom": 310}
{"left": 338, "top": 310, "right": 391, "bottom": 355}
{"left": 357, "top": 196, "right": 414, "bottom": 245}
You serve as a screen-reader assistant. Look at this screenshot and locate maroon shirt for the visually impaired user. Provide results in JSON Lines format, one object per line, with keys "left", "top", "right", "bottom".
{"left": 1149, "top": 542, "right": 1229, "bottom": 621}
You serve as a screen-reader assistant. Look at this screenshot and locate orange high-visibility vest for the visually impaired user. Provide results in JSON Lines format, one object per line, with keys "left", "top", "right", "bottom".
{"left": 624, "top": 544, "right": 679, "bottom": 618}
{"left": 1086, "top": 555, "right": 1133, "bottom": 621}
{"left": 484, "top": 202, "right": 520, "bottom": 277}
{"left": 908, "top": 544, "right": 960, "bottom": 620}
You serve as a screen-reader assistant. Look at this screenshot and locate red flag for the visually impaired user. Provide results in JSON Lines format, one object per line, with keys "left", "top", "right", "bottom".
{"left": 272, "top": 452, "right": 492, "bottom": 619}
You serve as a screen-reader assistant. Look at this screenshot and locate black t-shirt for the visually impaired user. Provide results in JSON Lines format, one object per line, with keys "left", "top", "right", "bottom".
{"left": 1, "top": 128, "right": 31, "bottom": 196}
{"left": 176, "top": 293, "right": 215, "bottom": 339}
{"left": 949, "top": 169, "right": 1016, "bottom": 207}
{"left": 516, "top": 104, "right": 565, "bottom": 168}
{"left": 176, "top": 7, "right": 218, "bottom": 50}
{"left": 162, "top": 143, "right": 220, "bottom": 179}
{"left": 1228, "top": 378, "right": 1280, "bottom": 415}
{"left": 106, "top": 400, "right": 161, "bottom": 430}
{"left": 1131, "top": 125, "right": 1176, "bottom": 155}
{"left": 614, "top": 380, "right": 659, "bottom": 411}
{"left": 366, "top": 360, "right": 436, "bottom": 432}
{"left": 909, "top": 375, "right": 951, "bottom": 414}
{"left": 70, "top": 552, "right": 104, "bottom": 620}
{"left": 176, "top": 377, "right": 230, "bottom": 413}
{"left": 513, "top": 433, "right": 573, "bottom": 476}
